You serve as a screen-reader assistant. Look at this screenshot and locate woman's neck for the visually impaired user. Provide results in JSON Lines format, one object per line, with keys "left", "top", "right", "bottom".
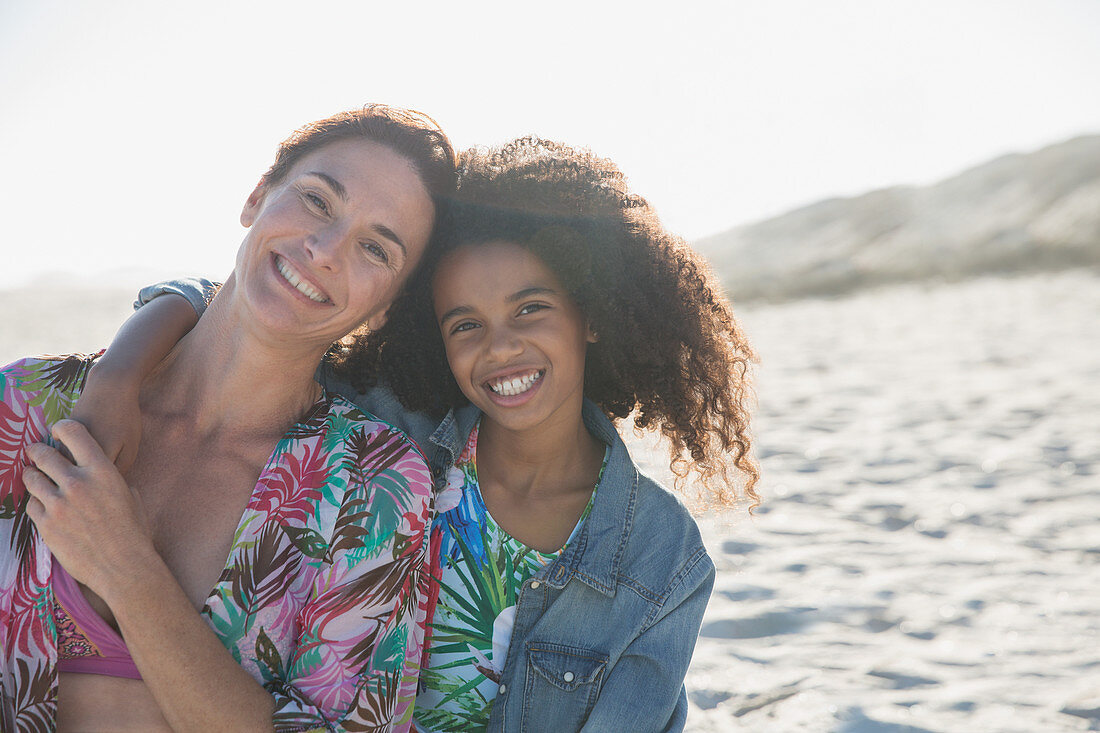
{"left": 140, "top": 297, "right": 328, "bottom": 439}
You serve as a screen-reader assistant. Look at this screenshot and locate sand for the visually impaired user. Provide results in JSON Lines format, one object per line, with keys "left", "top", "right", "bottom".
{"left": 655, "top": 270, "right": 1100, "bottom": 732}
{"left": 2, "top": 270, "right": 1098, "bottom": 732}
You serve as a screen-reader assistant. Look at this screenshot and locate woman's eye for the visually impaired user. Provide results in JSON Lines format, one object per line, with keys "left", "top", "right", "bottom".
{"left": 361, "top": 241, "right": 390, "bottom": 264}
{"left": 304, "top": 191, "right": 329, "bottom": 214}
{"left": 450, "top": 321, "right": 478, "bottom": 335}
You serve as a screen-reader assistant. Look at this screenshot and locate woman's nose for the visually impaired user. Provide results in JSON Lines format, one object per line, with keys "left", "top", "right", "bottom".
{"left": 304, "top": 228, "right": 344, "bottom": 269}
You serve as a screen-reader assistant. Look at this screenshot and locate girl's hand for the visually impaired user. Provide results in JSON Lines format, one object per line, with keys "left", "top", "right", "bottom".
{"left": 69, "top": 361, "right": 143, "bottom": 474}
{"left": 23, "top": 419, "right": 154, "bottom": 597}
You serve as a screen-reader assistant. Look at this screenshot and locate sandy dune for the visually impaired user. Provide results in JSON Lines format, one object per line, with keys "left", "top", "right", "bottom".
{"left": 2, "top": 271, "right": 1098, "bottom": 731}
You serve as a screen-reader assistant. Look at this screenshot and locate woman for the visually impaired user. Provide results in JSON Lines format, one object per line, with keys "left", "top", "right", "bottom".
{"left": 0, "top": 105, "right": 456, "bottom": 732}
{"left": 78, "top": 137, "right": 757, "bottom": 731}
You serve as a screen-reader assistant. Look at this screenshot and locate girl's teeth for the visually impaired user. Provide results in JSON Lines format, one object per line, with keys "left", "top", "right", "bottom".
{"left": 276, "top": 256, "right": 328, "bottom": 303}
{"left": 490, "top": 371, "right": 542, "bottom": 396}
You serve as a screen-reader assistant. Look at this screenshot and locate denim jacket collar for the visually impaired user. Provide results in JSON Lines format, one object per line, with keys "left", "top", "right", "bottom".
{"left": 427, "top": 399, "right": 636, "bottom": 598}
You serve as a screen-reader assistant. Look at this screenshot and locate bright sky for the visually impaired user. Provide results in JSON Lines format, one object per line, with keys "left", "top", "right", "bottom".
{"left": 1, "top": 0, "right": 1098, "bottom": 288}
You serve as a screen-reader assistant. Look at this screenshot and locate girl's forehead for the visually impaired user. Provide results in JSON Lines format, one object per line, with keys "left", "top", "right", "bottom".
{"left": 438, "top": 242, "right": 555, "bottom": 283}
{"left": 432, "top": 241, "right": 570, "bottom": 306}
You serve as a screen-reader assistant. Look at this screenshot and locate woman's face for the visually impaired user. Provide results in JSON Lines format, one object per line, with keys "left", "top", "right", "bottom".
{"left": 234, "top": 138, "right": 435, "bottom": 349}
{"left": 433, "top": 241, "right": 596, "bottom": 434}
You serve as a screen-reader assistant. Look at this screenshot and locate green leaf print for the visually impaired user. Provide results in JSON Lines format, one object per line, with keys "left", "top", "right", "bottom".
{"left": 283, "top": 525, "right": 329, "bottom": 560}
{"left": 254, "top": 627, "right": 284, "bottom": 684}
{"left": 370, "top": 625, "right": 408, "bottom": 673}
{"left": 289, "top": 642, "right": 325, "bottom": 680}
{"left": 427, "top": 524, "right": 527, "bottom": 661}
{"left": 416, "top": 673, "right": 491, "bottom": 730}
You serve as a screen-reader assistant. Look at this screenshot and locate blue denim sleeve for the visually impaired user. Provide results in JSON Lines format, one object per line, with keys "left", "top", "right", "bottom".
{"left": 580, "top": 548, "right": 716, "bottom": 733}
{"left": 133, "top": 277, "right": 220, "bottom": 315}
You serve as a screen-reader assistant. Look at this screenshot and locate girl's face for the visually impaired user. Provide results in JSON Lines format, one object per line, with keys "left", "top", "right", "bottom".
{"left": 235, "top": 138, "right": 435, "bottom": 350}
{"left": 433, "top": 241, "right": 596, "bottom": 434}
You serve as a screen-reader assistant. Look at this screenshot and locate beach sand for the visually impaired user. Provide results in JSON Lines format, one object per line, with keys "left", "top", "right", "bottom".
{"left": 3, "top": 270, "right": 1098, "bottom": 731}
{"left": 655, "top": 270, "right": 1100, "bottom": 732}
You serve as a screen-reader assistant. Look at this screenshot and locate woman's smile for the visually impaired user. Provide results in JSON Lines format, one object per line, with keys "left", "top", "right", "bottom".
{"left": 234, "top": 138, "right": 436, "bottom": 344}
{"left": 273, "top": 254, "right": 331, "bottom": 304}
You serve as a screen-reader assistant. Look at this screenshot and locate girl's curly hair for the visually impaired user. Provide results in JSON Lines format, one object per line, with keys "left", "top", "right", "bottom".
{"left": 335, "top": 137, "right": 758, "bottom": 509}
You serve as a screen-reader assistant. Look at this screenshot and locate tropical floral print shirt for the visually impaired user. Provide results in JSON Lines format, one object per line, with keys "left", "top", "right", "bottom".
{"left": 0, "top": 355, "right": 433, "bottom": 733}
{"left": 413, "top": 422, "right": 603, "bottom": 732}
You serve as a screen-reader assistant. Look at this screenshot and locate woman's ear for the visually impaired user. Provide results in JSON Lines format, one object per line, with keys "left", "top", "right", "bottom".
{"left": 240, "top": 179, "right": 268, "bottom": 227}
{"left": 365, "top": 309, "right": 388, "bottom": 334}
{"left": 586, "top": 323, "right": 599, "bottom": 343}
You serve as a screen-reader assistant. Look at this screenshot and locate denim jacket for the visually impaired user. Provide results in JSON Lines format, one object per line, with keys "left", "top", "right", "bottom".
{"left": 143, "top": 279, "right": 715, "bottom": 732}
{"left": 339, "top": 383, "right": 715, "bottom": 733}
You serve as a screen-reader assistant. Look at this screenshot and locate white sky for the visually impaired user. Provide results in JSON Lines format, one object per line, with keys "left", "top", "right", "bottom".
{"left": 1, "top": 0, "right": 1098, "bottom": 288}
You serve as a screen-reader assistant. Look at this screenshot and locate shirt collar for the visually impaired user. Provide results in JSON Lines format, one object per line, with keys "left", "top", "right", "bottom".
{"left": 549, "top": 400, "right": 636, "bottom": 596}
{"left": 428, "top": 398, "right": 637, "bottom": 598}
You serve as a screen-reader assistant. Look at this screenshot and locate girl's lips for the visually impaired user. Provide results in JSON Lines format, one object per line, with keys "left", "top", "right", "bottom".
{"left": 485, "top": 369, "right": 544, "bottom": 397}
{"left": 481, "top": 369, "right": 545, "bottom": 407}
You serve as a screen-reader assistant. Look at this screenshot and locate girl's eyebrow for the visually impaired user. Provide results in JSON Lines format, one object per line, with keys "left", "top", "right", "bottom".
{"left": 507, "top": 286, "right": 556, "bottom": 302}
{"left": 439, "top": 286, "right": 557, "bottom": 326}
{"left": 438, "top": 304, "right": 472, "bottom": 325}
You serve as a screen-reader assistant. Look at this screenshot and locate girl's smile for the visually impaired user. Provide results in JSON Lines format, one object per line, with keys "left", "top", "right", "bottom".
{"left": 433, "top": 241, "right": 596, "bottom": 433}
{"left": 486, "top": 368, "right": 544, "bottom": 398}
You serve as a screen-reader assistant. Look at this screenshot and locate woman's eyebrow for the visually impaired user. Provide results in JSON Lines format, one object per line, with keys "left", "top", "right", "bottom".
{"left": 306, "top": 171, "right": 347, "bottom": 202}
{"left": 373, "top": 224, "right": 408, "bottom": 258}
{"left": 306, "top": 172, "right": 407, "bottom": 257}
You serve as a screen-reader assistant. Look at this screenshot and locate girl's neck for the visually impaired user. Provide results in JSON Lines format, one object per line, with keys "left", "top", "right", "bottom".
{"left": 476, "top": 408, "right": 604, "bottom": 500}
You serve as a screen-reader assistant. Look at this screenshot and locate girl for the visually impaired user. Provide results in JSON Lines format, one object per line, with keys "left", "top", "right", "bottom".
{"left": 80, "top": 137, "right": 758, "bottom": 732}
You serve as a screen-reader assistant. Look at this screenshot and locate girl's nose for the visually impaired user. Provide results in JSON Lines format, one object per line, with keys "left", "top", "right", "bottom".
{"left": 486, "top": 324, "right": 524, "bottom": 361}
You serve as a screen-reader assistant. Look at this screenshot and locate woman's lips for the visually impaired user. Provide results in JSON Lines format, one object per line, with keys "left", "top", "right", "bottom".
{"left": 274, "top": 254, "right": 331, "bottom": 304}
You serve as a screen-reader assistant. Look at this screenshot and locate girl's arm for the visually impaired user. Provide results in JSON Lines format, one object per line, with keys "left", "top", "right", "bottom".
{"left": 69, "top": 278, "right": 216, "bottom": 471}
{"left": 580, "top": 550, "right": 715, "bottom": 733}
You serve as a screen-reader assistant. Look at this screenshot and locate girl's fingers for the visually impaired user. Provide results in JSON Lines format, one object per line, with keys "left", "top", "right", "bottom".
{"left": 50, "top": 419, "right": 110, "bottom": 469}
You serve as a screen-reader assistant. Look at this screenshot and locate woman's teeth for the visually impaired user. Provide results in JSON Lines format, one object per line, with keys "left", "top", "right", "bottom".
{"left": 488, "top": 371, "right": 543, "bottom": 397}
{"left": 276, "top": 256, "right": 328, "bottom": 303}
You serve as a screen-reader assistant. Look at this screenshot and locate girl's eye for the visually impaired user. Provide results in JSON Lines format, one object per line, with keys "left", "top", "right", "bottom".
{"left": 450, "top": 321, "right": 478, "bottom": 335}
{"left": 361, "top": 241, "right": 390, "bottom": 264}
{"left": 518, "top": 303, "right": 549, "bottom": 316}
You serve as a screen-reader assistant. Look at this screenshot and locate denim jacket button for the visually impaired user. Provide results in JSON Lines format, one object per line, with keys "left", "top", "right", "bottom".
{"left": 529, "top": 580, "right": 540, "bottom": 589}
{"left": 499, "top": 684, "right": 507, "bottom": 695}
{"left": 563, "top": 671, "right": 575, "bottom": 682}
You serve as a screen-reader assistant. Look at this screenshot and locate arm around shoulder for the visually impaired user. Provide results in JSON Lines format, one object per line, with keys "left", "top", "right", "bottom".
{"left": 134, "top": 277, "right": 220, "bottom": 316}
{"left": 68, "top": 283, "right": 210, "bottom": 470}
